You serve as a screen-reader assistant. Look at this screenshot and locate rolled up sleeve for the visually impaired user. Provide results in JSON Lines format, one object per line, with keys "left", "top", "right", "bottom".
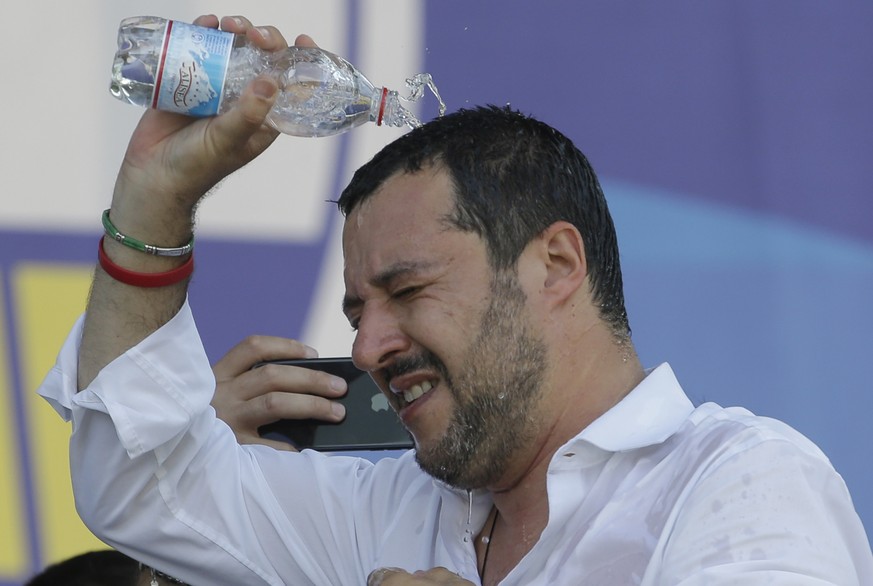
{"left": 38, "top": 301, "right": 215, "bottom": 457}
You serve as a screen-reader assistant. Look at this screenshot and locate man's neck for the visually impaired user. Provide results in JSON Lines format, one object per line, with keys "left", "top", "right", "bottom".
{"left": 480, "top": 332, "right": 646, "bottom": 582}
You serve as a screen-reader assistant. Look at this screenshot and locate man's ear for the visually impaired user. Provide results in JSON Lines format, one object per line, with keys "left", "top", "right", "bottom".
{"left": 540, "top": 221, "right": 587, "bottom": 305}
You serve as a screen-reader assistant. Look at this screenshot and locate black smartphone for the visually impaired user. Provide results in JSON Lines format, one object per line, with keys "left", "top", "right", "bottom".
{"left": 253, "top": 358, "right": 414, "bottom": 452}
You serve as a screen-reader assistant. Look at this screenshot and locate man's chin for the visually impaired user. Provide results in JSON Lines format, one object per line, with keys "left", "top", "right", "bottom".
{"left": 414, "top": 444, "right": 462, "bottom": 486}
{"left": 414, "top": 442, "right": 495, "bottom": 490}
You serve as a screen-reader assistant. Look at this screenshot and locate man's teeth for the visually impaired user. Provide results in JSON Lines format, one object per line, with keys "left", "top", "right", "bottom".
{"left": 403, "top": 380, "right": 434, "bottom": 404}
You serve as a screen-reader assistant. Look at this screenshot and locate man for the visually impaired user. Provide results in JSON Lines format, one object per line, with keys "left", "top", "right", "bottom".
{"left": 38, "top": 13, "right": 872, "bottom": 586}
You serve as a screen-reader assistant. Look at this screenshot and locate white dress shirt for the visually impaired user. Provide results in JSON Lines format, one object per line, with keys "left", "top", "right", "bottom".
{"left": 39, "top": 301, "right": 873, "bottom": 585}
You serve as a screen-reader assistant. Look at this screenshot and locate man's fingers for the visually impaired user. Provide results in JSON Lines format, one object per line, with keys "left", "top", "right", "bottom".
{"left": 368, "top": 567, "right": 473, "bottom": 585}
{"left": 212, "top": 336, "right": 317, "bottom": 379}
{"left": 219, "top": 16, "right": 290, "bottom": 51}
{"left": 192, "top": 14, "right": 219, "bottom": 29}
{"left": 213, "top": 385, "right": 345, "bottom": 429}
{"left": 248, "top": 25, "right": 290, "bottom": 51}
{"left": 206, "top": 74, "right": 279, "bottom": 155}
{"left": 252, "top": 390, "right": 346, "bottom": 423}
{"left": 368, "top": 567, "right": 407, "bottom": 586}
{"left": 294, "top": 34, "right": 319, "bottom": 48}
{"left": 218, "top": 391, "right": 344, "bottom": 450}
{"left": 218, "top": 15, "right": 254, "bottom": 34}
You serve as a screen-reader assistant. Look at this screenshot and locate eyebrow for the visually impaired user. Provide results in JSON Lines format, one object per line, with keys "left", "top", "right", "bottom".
{"left": 341, "top": 260, "right": 437, "bottom": 317}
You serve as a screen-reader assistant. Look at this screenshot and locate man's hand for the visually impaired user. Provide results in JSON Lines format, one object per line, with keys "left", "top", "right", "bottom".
{"left": 211, "top": 335, "right": 347, "bottom": 451}
{"left": 367, "top": 567, "right": 474, "bottom": 586}
{"left": 116, "top": 18, "right": 318, "bottom": 213}
{"left": 79, "top": 16, "right": 319, "bottom": 390}
{"left": 112, "top": 15, "right": 293, "bottom": 228}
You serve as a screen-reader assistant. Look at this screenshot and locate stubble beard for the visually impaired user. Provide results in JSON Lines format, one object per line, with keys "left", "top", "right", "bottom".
{"left": 415, "top": 271, "right": 548, "bottom": 489}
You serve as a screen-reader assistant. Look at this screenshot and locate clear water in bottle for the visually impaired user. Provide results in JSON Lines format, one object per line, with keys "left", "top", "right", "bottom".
{"left": 109, "top": 16, "right": 445, "bottom": 137}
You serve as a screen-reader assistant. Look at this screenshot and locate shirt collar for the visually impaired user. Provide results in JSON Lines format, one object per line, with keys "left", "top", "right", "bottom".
{"left": 432, "top": 363, "right": 695, "bottom": 494}
{"left": 573, "top": 362, "right": 694, "bottom": 453}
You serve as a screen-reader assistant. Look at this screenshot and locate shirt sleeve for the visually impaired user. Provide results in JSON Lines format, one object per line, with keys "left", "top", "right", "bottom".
{"left": 38, "top": 301, "right": 216, "bottom": 458}
{"left": 35, "top": 300, "right": 413, "bottom": 586}
{"left": 655, "top": 425, "right": 873, "bottom": 585}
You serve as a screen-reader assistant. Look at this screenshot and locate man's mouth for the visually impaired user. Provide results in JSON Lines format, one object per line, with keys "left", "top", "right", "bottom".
{"left": 393, "top": 379, "right": 437, "bottom": 409}
{"left": 402, "top": 380, "right": 434, "bottom": 404}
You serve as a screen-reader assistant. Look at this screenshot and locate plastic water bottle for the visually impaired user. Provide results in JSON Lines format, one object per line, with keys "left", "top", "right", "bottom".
{"left": 109, "top": 16, "right": 444, "bottom": 137}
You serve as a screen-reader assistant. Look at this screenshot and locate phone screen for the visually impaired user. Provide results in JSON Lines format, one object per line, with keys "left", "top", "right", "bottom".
{"left": 253, "top": 358, "right": 414, "bottom": 452}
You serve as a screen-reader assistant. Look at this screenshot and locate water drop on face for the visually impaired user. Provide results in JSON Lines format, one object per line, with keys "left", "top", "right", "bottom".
{"left": 497, "top": 392, "right": 506, "bottom": 400}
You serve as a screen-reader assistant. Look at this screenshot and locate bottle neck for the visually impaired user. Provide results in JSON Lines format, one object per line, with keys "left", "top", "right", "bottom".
{"left": 374, "top": 87, "right": 390, "bottom": 126}
{"left": 372, "top": 88, "right": 422, "bottom": 129}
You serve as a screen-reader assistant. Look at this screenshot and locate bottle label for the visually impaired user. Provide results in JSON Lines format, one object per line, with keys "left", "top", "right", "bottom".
{"left": 152, "top": 20, "right": 233, "bottom": 116}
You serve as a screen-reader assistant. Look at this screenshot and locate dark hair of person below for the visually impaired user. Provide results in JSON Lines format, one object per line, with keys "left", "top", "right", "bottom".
{"left": 337, "top": 104, "right": 631, "bottom": 339}
{"left": 25, "top": 549, "right": 189, "bottom": 586}
{"left": 25, "top": 549, "right": 139, "bottom": 586}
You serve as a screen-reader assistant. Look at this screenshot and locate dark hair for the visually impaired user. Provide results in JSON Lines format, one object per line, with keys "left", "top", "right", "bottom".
{"left": 338, "top": 105, "right": 630, "bottom": 337}
{"left": 25, "top": 550, "right": 138, "bottom": 586}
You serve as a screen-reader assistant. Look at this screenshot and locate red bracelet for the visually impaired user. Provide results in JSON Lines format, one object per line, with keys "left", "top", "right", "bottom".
{"left": 98, "top": 237, "right": 194, "bottom": 288}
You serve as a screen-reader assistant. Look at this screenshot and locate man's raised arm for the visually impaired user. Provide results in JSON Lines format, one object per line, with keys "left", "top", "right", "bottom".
{"left": 77, "top": 15, "right": 294, "bottom": 389}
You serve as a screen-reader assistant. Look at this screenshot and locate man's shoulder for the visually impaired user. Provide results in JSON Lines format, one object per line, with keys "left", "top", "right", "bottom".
{"left": 678, "top": 401, "right": 829, "bottom": 467}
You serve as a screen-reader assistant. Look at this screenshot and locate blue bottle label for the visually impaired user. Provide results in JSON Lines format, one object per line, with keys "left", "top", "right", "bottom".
{"left": 152, "top": 20, "right": 233, "bottom": 116}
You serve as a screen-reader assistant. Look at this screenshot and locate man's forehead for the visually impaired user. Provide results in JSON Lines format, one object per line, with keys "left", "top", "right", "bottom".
{"left": 349, "top": 167, "right": 454, "bottom": 218}
{"left": 340, "top": 167, "right": 462, "bottom": 278}
{"left": 343, "top": 177, "right": 454, "bottom": 244}
{"left": 341, "top": 229, "right": 445, "bottom": 279}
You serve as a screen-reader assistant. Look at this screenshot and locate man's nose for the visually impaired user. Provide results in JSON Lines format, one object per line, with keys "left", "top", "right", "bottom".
{"left": 351, "top": 305, "right": 410, "bottom": 373}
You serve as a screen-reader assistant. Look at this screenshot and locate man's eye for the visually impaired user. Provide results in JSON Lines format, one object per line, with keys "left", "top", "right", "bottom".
{"left": 393, "top": 286, "right": 421, "bottom": 299}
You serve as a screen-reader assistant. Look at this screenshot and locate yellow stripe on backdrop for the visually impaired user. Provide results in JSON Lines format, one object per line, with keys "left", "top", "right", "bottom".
{"left": 14, "top": 263, "right": 105, "bottom": 566}
{"left": 0, "top": 274, "right": 28, "bottom": 577}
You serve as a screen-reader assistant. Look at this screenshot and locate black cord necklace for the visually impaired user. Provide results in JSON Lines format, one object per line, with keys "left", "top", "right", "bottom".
{"left": 479, "top": 507, "right": 499, "bottom": 580}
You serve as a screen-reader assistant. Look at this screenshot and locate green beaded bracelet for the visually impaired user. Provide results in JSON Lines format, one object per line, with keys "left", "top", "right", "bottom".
{"left": 102, "top": 209, "right": 194, "bottom": 257}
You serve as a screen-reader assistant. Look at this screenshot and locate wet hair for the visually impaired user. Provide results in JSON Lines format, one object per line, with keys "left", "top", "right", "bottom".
{"left": 338, "top": 105, "right": 630, "bottom": 337}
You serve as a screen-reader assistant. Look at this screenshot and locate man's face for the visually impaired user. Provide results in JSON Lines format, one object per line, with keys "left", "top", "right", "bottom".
{"left": 341, "top": 167, "right": 547, "bottom": 488}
